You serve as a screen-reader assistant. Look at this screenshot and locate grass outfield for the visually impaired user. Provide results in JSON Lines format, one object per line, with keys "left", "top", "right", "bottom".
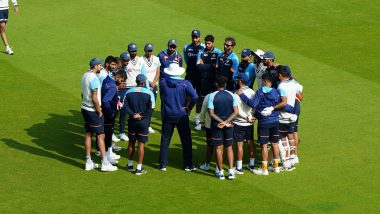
{"left": 1, "top": 0, "right": 379, "bottom": 213}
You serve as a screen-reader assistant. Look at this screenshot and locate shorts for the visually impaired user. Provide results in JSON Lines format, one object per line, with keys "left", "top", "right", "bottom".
{"left": 81, "top": 109, "right": 104, "bottom": 134}
{"left": 210, "top": 125, "right": 233, "bottom": 147}
{"left": 205, "top": 128, "right": 212, "bottom": 146}
{"left": 233, "top": 124, "right": 253, "bottom": 142}
{"left": 257, "top": 122, "right": 279, "bottom": 144}
{"left": 279, "top": 123, "right": 295, "bottom": 138}
{"left": 0, "top": 10, "right": 9, "bottom": 22}
{"left": 128, "top": 119, "right": 149, "bottom": 143}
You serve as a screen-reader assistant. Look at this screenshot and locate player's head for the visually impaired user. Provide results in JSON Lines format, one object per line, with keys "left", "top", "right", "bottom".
{"left": 253, "top": 49, "right": 264, "bottom": 64}
{"left": 120, "top": 52, "right": 130, "bottom": 66}
{"left": 240, "top": 48, "right": 252, "bottom": 62}
{"left": 115, "top": 57, "right": 122, "bottom": 70}
{"left": 262, "top": 51, "right": 275, "bottom": 66}
{"left": 224, "top": 37, "right": 236, "bottom": 53}
{"left": 167, "top": 39, "right": 178, "bottom": 55}
{"left": 215, "top": 76, "right": 227, "bottom": 89}
{"left": 205, "top": 34, "right": 215, "bottom": 50}
{"left": 144, "top": 43, "right": 154, "bottom": 57}
{"left": 128, "top": 43, "right": 138, "bottom": 58}
{"left": 136, "top": 74, "right": 147, "bottom": 87}
{"left": 191, "top": 29, "right": 201, "bottom": 45}
{"left": 235, "top": 73, "right": 248, "bottom": 88}
{"left": 278, "top": 65, "right": 291, "bottom": 80}
{"left": 114, "top": 70, "right": 127, "bottom": 86}
{"left": 89, "top": 58, "right": 103, "bottom": 72}
{"left": 261, "top": 73, "right": 273, "bottom": 87}
{"left": 104, "top": 55, "right": 117, "bottom": 72}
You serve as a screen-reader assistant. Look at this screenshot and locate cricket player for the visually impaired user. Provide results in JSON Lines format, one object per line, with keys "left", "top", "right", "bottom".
{"left": 157, "top": 39, "right": 183, "bottom": 80}
{"left": 124, "top": 74, "right": 155, "bottom": 175}
{"left": 235, "top": 48, "right": 255, "bottom": 88}
{"left": 252, "top": 49, "right": 266, "bottom": 89}
{"left": 0, "top": 0, "right": 19, "bottom": 55}
{"left": 262, "top": 51, "right": 281, "bottom": 89}
{"left": 215, "top": 37, "right": 239, "bottom": 92}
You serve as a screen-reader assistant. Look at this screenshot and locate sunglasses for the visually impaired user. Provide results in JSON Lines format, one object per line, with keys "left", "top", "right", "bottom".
{"left": 224, "top": 43, "right": 233, "bottom": 47}
{"left": 169, "top": 45, "right": 177, "bottom": 49}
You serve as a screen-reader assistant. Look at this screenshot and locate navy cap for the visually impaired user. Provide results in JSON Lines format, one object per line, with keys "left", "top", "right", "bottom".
{"left": 144, "top": 43, "right": 154, "bottom": 52}
{"left": 240, "top": 48, "right": 252, "bottom": 57}
{"left": 89, "top": 58, "right": 103, "bottom": 67}
{"left": 119, "top": 52, "right": 131, "bottom": 61}
{"left": 168, "top": 39, "right": 177, "bottom": 46}
{"left": 262, "top": 51, "right": 275, "bottom": 59}
{"left": 236, "top": 73, "right": 249, "bottom": 83}
{"left": 281, "top": 65, "right": 292, "bottom": 77}
{"left": 136, "top": 74, "right": 147, "bottom": 84}
{"left": 128, "top": 43, "right": 137, "bottom": 52}
{"left": 191, "top": 29, "right": 201, "bottom": 37}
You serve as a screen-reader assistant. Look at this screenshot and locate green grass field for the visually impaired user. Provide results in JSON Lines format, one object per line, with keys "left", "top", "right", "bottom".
{"left": 1, "top": 0, "right": 379, "bottom": 213}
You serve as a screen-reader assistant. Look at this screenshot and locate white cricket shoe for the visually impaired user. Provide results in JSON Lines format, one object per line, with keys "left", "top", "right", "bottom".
{"left": 106, "top": 150, "right": 118, "bottom": 164}
{"left": 101, "top": 163, "right": 118, "bottom": 172}
{"left": 85, "top": 161, "right": 99, "bottom": 171}
{"left": 199, "top": 163, "right": 210, "bottom": 171}
{"left": 112, "top": 143, "right": 122, "bottom": 152}
{"left": 148, "top": 127, "right": 155, "bottom": 134}
{"left": 118, "top": 133, "right": 129, "bottom": 141}
{"left": 5, "top": 47, "right": 14, "bottom": 55}
{"left": 194, "top": 124, "right": 202, "bottom": 131}
{"left": 112, "top": 134, "right": 120, "bottom": 142}
{"left": 253, "top": 168, "right": 269, "bottom": 176}
{"left": 293, "top": 156, "right": 299, "bottom": 164}
{"left": 274, "top": 167, "right": 281, "bottom": 173}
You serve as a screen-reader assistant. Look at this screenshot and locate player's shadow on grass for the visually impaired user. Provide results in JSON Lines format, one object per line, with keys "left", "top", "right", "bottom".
{"left": 2, "top": 110, "right": 85, "bottom": 169}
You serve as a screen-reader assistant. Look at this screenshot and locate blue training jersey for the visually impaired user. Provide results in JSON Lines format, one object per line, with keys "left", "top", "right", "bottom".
{"left": 157, "top": 49, "right": 183, "bottom": 79}
{"left": 207, "top": 90, "right": 238, "bottom": 124}
{"left": 236, "top": 62, "right": 255, "bottom": 88}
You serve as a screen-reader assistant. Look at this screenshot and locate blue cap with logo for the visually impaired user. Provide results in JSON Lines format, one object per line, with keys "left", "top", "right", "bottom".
{"left": 236, "top": 72, "right": 249, "bottom": 83}
{"left": 240, "top": 48, "right": 252, "bottom": 57}
{"left": 136, "top": 74, "right": 147, "bottom": 84}
{"left": 168, "top": 39, "right": 177, "bottom": 46}
{"left": 128, "top": 43, "right": 137, "bottom": 52}
{"left": 120, "top": 52, "right": 131, "bottom": 61}
{"left": 191, "top": 29, "right": 201, "bottom": 37}
{"left": 262, "top": 51, "right": 275, "bottom": 59}
{"left": 89, "top": 58, "right": 103, "bottom": 67}
{"left": 144, "top": 43, "right": 154, "bottom": 52}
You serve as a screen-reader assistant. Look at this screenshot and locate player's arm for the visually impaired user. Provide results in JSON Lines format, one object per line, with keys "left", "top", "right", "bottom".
{"left": 186, "top": 84, "right": 199, "bottom": 110}
{"left": 91, "top": 90, "right": 102, "bottom": 117}
{"left": 101, "top": 85, "right": 117, "bottom": 117}
{"left": 225, "top": 106, "right": 239, "bottom": 124}
{"left": 142, "top": 96, "right": 153, "bottom": 118}
{"left": 123, "top": 95, "right": 136, "bottom": 118}
{"left": 152, "top": 67, "right": 160, "bottom": 87}
{"left": 183, "top": 45, "right": 188, "bottom": 65}
{"left": 208, "top": 109, "right": 223, "bottom": 123}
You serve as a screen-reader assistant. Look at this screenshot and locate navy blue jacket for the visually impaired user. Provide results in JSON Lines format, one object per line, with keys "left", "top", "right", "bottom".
{"left": 101, "top": 76, "right": 118, "bottom": 118}
{"left": 239, "top": 86, "right": 281, "bottom": 126}
{"left": 160, "top": 77, "right": 198, "bottom": 123}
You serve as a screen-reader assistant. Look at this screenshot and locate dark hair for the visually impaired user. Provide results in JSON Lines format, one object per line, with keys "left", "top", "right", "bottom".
{"left": 205, "top": 34, "right": 214, "bottom": 42}
{"left": 115, "top": 57, "right": 121, "bottom": 63}
{"left": 262, "top": 73, "right": 273, "bottom": 82}
{"left": 278, "top": 66, "right": 291, "bottom": 78}
{"left": 216, "top": 76, "right": 227, "bottom": 88}
{"left": 115, "top": 70, "right": 127, "bottom": 79}
{"left": 225, "top": 37, "right": 236, "bottom": 46}
{"left": 105, "top": 55, "right": 117, "bottom": 65}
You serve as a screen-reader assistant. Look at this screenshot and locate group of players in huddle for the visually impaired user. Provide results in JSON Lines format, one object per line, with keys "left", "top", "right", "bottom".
{"left": 80, "top": 29, "right": 303, "bottom": 180}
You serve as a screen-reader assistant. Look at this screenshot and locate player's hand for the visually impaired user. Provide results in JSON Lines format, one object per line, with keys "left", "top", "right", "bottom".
{"left": 261, "top": 107, "right": 274, "bottom": 116}
{"left": 14, "top": 6, "right": 19, "bottom": 14}
{"left": 225, "top": 122, "right": 233, "bottom": 128}
{"left": 217, "top": 121, "right": 226, "bottom": 129}
{"left": 133, "top": 113, "right": 142, "bottom": 120}
{"left": 98, "top": 112, "right": 103, "bottom": 118}
{"left": 236, "top": 89, "right": 243, "bottom": 95}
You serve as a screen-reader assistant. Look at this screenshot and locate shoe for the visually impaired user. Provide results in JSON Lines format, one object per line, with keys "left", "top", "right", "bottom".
{"left": 247, "top": 164, "right": 255, "bottom": 172}
{"left": 118, "top": 133, "right": 129, "bottom": 141}
{"left": 217, "top": 171, "right": 225, "bottom": 180}
{"left": 110, "top": 149, "right": 120, "bottom": 160}
{"left": 135, "top": 168, "right": 147, "bottom": 175}
{"left": 159, "top": 165, "right": 167, "bottom": 171}
{"left": 253, "top": 168, "right": 269, "bottom": 176}
{"left": 293, "top": 156, "right": 299, "bottom": 164}
{"left": 194, "top": 124, "right": 202, "bottom": 131}
{"left": 112, "top": 143, "right": 122, "bottom": 152}
{"left": 5, "top": 47, "right": 13, "bottom": 55}
{"left": 107, "top": 149, "right": 119, "bottom": 163}
{"left": 126, "top": 165, "right": 134, "bottom": 172}
{"left": 101, "top": 163, "right": 118, "bottom": 172}
{"left": 228, "top": 171, "right": 236, "bottom": 180}
{"left": 283, "top": 165, "right": 295, "bottom": 172}
{"left": 283, "top": 160, "right": 291, "bottom": 169}
{"left": 234, "top": 167, "right": 244, "bottom": 175}
{"left": 85, "top": 161, "right": 99, "bottom": 171}
{"left": 199, "top": 163, "right": 209, "bottom": 171}
{"left": 274, "top": 167, "right": 281, "bottom": 173}
{"left": 95, "top": 151, "right": 101, "bottom": 157}
{"left": 184, "top": 165, "right": 197, "bottom": 172}
{"left": 148, "top": 127, "right": 155, "bottom": 134}
{"left": 112, "top": 134, "right": 120, "bottom": 142}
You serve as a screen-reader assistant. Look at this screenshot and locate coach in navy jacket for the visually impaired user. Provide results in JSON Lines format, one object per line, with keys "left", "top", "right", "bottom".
{"left": 159, "top": 63, "right": 198, "bottom": 171}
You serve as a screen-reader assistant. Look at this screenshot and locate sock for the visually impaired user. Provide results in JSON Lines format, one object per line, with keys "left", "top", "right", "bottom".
{"left": 102, "top": 156, "right": 109, "bottom": 164}
{"left": 262, "top": 161, "right": 268, "bottom": 171}
{"left": 274, "top": 159, "right": 279, "bottom": 168}
{"left": 249, "top": 158, "right": 255, "bottom": 166}
{"left": 215, "top": 167, "right": 220, "bottom": 174}
{"left": 6, "top": 45, "right": 10, "bottom": 49}
{"left": 85, "top": 155, "right": 91, "bottom": 163}
{"left": 128, "top": 160, "right": 133, "bottom": 166}
{"left": 228, "top": 168, "right": 234, "bottom": 173}
{"left": 137, "top": 164, "right": 142, "bottom": 170}
{"left": 237, "top": 160, "right": 242, "bottom": 169}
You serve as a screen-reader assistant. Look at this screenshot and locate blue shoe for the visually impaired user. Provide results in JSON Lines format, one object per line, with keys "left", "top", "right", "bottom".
{"left": 126, "top": 165, "right": 134, "bottom": 172}
{"left": 247, "top": 164, "right": 255, "bottom": 172}
{"left": 234, "top": 167, "right": 244, "bottom": 175}
{"left": 135, "top": 168, "right": 147, "bottom": 175}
